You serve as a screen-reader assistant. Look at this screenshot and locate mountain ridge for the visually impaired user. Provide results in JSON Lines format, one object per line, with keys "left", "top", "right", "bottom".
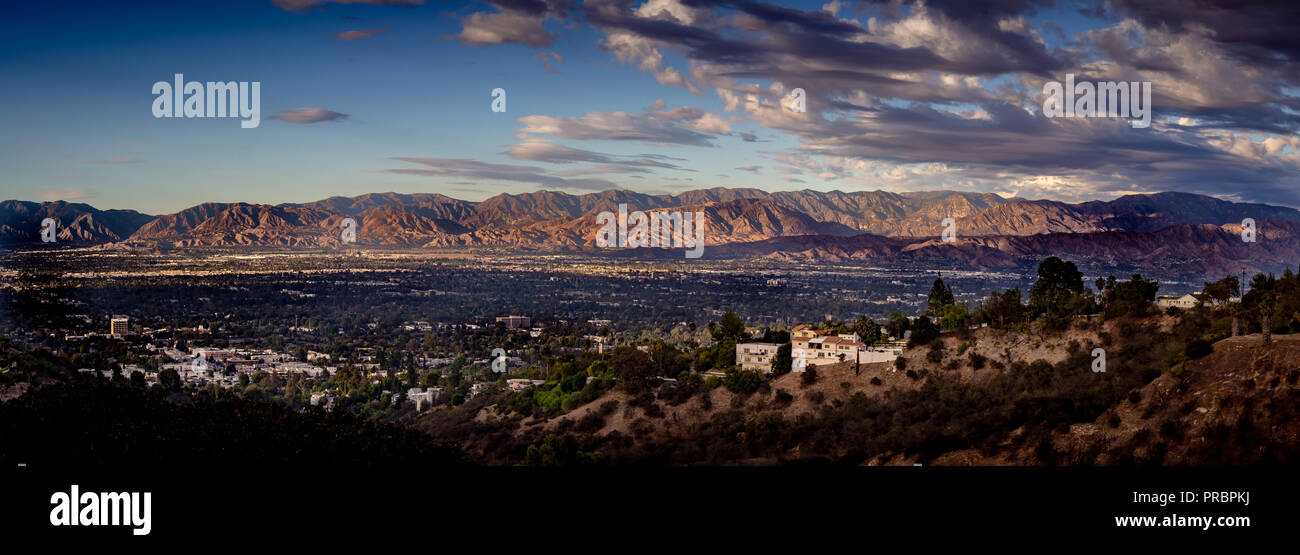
{"left": 3, "top": 188, "right": 1298, "bottom": 278}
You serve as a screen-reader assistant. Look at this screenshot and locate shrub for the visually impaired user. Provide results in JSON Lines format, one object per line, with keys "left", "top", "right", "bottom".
{"left": 968, "top": 352, "right": 987, "bottom": 370}
{"left": 723, "top": 369, "right": 764, "bottom": 394}
{"left": 926, "top": 349, "right": 944, "bottom": 363}
{"left": 894, "top": 357, "right": 907, "bottom": 372}
{"left": 575, "top": 411, "right": 605, "bottom": 432}
{"left": 869, "top": 377, "right": 882, "bottom": 386}
{"left": 800, "top": 367, "right": 819, "bottom": 387}
{"left": 1185, "top": 338, "right": 1213, "bottom": 360}
{"left": 772, "top": 389, "right": 794, "bottom": 408}
{"left": 807, "top": 390, "right": 825, "bottom": 403}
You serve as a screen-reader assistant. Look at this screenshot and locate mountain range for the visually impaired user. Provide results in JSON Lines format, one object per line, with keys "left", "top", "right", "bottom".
{"left": 3, "top": 188, "right": 1298, "bottom": 278}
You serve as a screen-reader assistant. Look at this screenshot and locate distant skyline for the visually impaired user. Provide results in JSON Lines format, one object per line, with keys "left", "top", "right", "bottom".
{"left": 1, "top": 0, "right": 1297, "bottom": 214}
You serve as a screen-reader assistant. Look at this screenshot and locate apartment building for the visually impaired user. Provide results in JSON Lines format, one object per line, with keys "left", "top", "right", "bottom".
{"left": 110, "top": 315, "right": 130, "bottom": 337}
{"left": 735, "top": 342, "right": 782, "bottom": 373}
{"left": 790, "top": 325, "right": 865, "bottom": 372}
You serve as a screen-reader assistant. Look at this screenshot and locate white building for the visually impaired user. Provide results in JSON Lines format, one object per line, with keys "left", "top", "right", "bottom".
{"left": 858, "top": 343, "right": 904, "bottom": 365}
{"left": 110, "top": 315, "right": 129, "bottom": 337}
{"left": 735, "top": 342, "right": 781, "bottom": 373}
{"left": 506, "top": 379, "right": 547, "bottom": 391}
{"left": 790, "top": 325, "right": 865, "bottom": 372}
{"left": 496, "top": 315, "right": 531, "bottom": 330}
{"left": 1156, "top": 293, "right": 1199, "bottom": 309}
{"left": 406, "top": 387, "right": 442, "bottom": 411}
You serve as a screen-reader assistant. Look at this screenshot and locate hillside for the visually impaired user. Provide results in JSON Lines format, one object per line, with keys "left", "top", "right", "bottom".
{"left": 416, "top": 310, "right": 1300, "bottom": 466}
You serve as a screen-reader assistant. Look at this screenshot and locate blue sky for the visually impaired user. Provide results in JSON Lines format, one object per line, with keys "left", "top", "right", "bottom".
{"left": 2, "top": 0, "right": 1297, "bottom": 214}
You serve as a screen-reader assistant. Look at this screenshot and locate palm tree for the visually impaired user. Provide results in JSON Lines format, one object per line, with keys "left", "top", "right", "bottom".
{"left": 1260, "top": 295, "right": 1274, "bottom": 346}
{"left": 1230, "top": 302, "right": 1241, "bottom": 337}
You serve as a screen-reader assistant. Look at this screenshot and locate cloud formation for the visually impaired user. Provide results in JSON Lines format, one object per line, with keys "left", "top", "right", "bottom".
{"left": 384, "top": 157, "right": 616, "bottom": 191}
{"left": 434, "top": 0, "right": 1300, "bottom": 205}
{"left": 267, "top": 107, "right": 350, "bottom": 124}
{"left": 272, "top": 0, "right": 424, "bottom": 12}
{"left": 331, "top": 29, "right": 390, "bottom": 41}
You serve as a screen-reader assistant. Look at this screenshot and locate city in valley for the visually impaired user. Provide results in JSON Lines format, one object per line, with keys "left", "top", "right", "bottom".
{"left": 3, "top": 244, "right": 1292, "bottom": 468}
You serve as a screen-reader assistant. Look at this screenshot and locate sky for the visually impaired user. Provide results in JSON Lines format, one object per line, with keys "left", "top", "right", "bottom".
{"left": 1, "top": 0, "right": 1298, "bottom": 215}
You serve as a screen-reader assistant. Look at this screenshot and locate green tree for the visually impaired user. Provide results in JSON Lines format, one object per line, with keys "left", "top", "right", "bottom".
{"left": 927, "top": 275, "right": 955, "bottom": 316}
{"left": 1029, "top": 256, "right": 1084, "bottom": 315}
{"left": 853, "top": 315, "right": 881, "bottom": 344}
{"left": 1103, "top": 274, "right": 1160, "bottom": 318}
{"left": 771, "top": 342, "right": 792, "bottom": 375}
{"left": 907, "top": 316, "right": 940, "bottom": 347}
{"left": 612, "top": 346, "right": 655, "bottom": 393}
{"left": 722, "top": 368, "right": 764, "bottom": 394}
{"left": 158, "top": 368, "right": 182, "bottom": 391}
{"left": 885, "top": 311, "right": 910, "bottom": 340}
{"left": 525, "top": 433, "right": 587, "bottom": 466}
{"left": 1202, "top": 275, "right": 1240, "bottom": 305}
{"left": 982, "top": 288, "right": 1023, "bottom": 328}
{"left": 712, "top": 310, "right": 748, "bottom": 342}
{"left": 938, "top": 303, "right": 970, "bottom": 332}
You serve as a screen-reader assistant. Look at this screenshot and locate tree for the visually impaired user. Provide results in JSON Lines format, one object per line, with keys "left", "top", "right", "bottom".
{"left": 938, "top": 302, "right": 971, "bottom": 332}
{"left": 129, "top": 370, "right": 145, "bottom": 389}
{"left": 800, "top": 366, "right": 818, "bottom": 387}
{"left": 1231, "top": 303, "right": 1241, "bottom": 337}
{"left": 648, "top": 340, "right": 689, "bottom": 377}
{"left": 1202, "top": 275, "right": 1240, "bottom": 305}
{"left": 885, "top": 311, "right": 910, "bottom": 340}
{"left": 853, "top": 315, "right": 881, "bottom": 344}
{"left": 405, "top": 366, "right": 418, "bottom": 389}
{"left": 1260, "top": 294, "right": 1275, "bottom": 346}
{"left": 771, "top": 342, "right": 792, "bottom": 375}
{"left": 712, "top": 310, "right": 747, "bottom": 342}
{"left": 1103, "top": 274, "right": 1160, "bottom": 318}
{"left": 525, "top": 433, "right": 586, "bottom": 466}
{"left": 927, "top": 274, "right": 955, "bottom": 316}
{"left": 612, "top": 346, "right": 655, "bottom": 393}
{"left": 722, "top": 368, "right": 764, "bottom": 394}
{"left": 907, "top": 316, "right": 940, "bottom": 347}
{"left": 158, "top": 368, "right": 182, "bottom": 391}
{"left": 1029, "top": 256, "right": 1084, "bottom": 315}
{"left": 983, "top": 288, "right": 1023, "bottom": 328}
